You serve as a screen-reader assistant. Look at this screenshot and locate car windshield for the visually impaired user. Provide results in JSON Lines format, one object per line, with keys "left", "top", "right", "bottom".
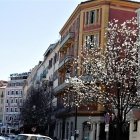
{"left": 38, "top": 137, "right": 50, "bottom": 140}
{"left": 15, "top": 135, "right": 28, "bottom": 140}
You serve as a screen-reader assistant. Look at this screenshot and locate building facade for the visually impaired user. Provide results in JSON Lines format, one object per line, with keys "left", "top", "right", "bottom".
{"left": 3, "top": 72, "right": 30, "bottom": 131}
{"left": 42, "top": 42, "right": 60, "bottom": 137}
{"left": 129, "top": 7, "right": 140, "bottom": 140}
{"left": 0, "top": 81, "right": 7, "bottom": 124}
{"left": 23, "top": 42, "right": 60, "bottom": 137}
{"left": 23, "top": 64, "right": 40, "bottom": 99}
{"left": 21, "top": 0, "right": 140, "bottom": 139}
{"left": 53, "top": 0, "right": 140, "bottom": 140}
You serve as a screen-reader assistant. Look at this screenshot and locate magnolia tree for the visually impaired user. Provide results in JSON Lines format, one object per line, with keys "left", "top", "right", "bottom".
{"left": 63, "top": 18, "right": 140, "bottom": 139}
{"left": 63, "top": 46, "right": 105, "bottom": 108}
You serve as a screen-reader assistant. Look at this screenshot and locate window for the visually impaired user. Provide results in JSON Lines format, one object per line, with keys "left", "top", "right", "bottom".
{"left": 15, "top": 108, "right": 18, "bottom": 112}
{"left": 16, "top": 82, "right": 20, "bottom": 86}
{"left": 1, "top": 92, "right": 3, "bottom": 98}
{"left": 11, "top": 108, "right": 13, "bottom": 112}
{"left": 49, "top": 58, "right": 53, "bottom": 68}
{"left": 11, "top": 91, "right": 14, "bottom": 95}
{"left": 11, "top": 99, "right": 13, "bottom": 103}
{"left": 6, "top": 108, "right": 8, "bottom": 112}
{"left": 15, "top": 135, "right": 28, "bottom": 140}
{"left": 53, "top": 70, "right": 58, "bottom": 81}
{"left": 90, "top": 10, "right": 95, "bottom": 24}
{"left": 85, "top": 9, "right": 100, "bottom": 25}
{"left": 30, "top": 136, "right": 37, "bottom": 140}
{"left": 42, "top": 70, "right": 46, "bottom": 78}
{"left": 133, "top": 120, "right": 138, "bottom": 131}
{"left": 54, "top": 53, "right": 57, "bottom": 64}
{"left": 20, "top": 99, "right": 22, "bottom": 103}
{"left": 85, "top": 34, "right": 99, "bottom": 48}
{"left": 14, "top": 115, "right": 17, "bottom": 120}
{"left": 16, "top": 91, "right": 18, "bottom": 95}
{"left": 1, "top": 99, "right": 3, "bottom": 104}
{"left": 9, "top": 116, "right": 12, "bottom": 121}
{"left": 38, "top": 137, "right": 52, "bottom": 140}
{"left": 15, "top": 98, "right": 18, "bottom": 103}
{"left": 7, "top": 91, "right": 9, "bottom": 95}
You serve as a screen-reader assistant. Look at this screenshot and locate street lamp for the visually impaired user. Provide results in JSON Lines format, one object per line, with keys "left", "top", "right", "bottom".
{"left": 31, "top": 105, "right": 36, "bottom": 134}
{"left": 65, "top": 69, "right": 78, "bottom": 140}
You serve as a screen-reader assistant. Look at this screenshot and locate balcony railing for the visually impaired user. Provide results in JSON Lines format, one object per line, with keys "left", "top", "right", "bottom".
{"left": 54, "top": 104, "right": 73, "bottom": 117}
{"left": 58, "top": 55, "right": 74, "bottom": 70}
{"left": 60, "top": 32, "right": 74, "bottom": 49}
{"left": 53, "top": 82, "right": 68, "bottom": 95}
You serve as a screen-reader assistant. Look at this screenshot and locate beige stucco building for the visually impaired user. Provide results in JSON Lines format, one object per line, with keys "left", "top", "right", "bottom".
{"left": 129, "top": 7, "right": 140, "bottom": 140}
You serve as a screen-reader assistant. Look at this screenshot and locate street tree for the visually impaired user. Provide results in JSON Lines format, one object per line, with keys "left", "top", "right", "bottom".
{"left": 21, "top": 84, "right": 49, "bottom": 134}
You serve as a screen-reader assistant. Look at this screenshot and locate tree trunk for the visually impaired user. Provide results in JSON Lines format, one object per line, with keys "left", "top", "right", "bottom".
{"left": 116, "top": 122, "right": 122, "bottom": 140}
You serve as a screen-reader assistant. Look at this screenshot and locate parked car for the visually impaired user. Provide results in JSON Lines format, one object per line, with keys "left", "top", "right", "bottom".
{"left": 0, "top": 136, "right": 8, "bottom": 140}
{"left": 15, "top": 134, "right": 53, "bottom": 140}
{"left": 8, "top": 134, "right": 17, "bottom": 140}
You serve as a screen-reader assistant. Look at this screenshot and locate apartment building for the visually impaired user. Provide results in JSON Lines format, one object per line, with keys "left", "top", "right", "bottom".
{"left": 24, "top": 42, "right": 60, "bottom": 137}
{"left": 23, "top": 65, "right": 40, "bottom": 99}
{"left": 0, "top": 81, "right": 7, "bottom": 124}
{"left": 42, "top": 42, "right": 60, "bottom": 137}
{"left": 3, "top": 72, "right": 30, "bottom": 131}
{"left": 53, "top": 0, "right": 140, "bottom": 140}
{"left": 129, "top": 8, "right": 140, "bottom": 140}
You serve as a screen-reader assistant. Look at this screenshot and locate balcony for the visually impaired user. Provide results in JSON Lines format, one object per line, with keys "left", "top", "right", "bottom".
{"left": 58, "top": 55, "right": 74, "bottom": 70}
{"left": 53, "top": 82, "right": 69, "bottom": 95}
{"left": 54, "top": 103, "right": 73, "bottom": 117}
{"left": 60, "top": 32, "right": 74, "bottom": 50}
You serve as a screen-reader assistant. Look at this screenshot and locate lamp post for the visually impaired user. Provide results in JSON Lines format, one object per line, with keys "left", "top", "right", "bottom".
{"left": 32, "top": 105, "right": 36, "bottom": 134}
{"left": 65, "top": 69, "right": 78, "bottom": 140}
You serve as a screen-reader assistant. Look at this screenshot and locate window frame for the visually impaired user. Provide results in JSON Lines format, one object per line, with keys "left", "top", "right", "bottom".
{"left": 85, "top": 8, "right": 100, "bottom": 25}
{"left": 84, "top": 33, "right": 100, "bottom": 48}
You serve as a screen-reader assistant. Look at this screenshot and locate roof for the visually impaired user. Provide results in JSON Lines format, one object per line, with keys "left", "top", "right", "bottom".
{"left": 0, "top": 80, "right": 7, "bottom": 87}
{"left": 43, "top": 42, "right": 59, "bottom": 58}
{"left": 81, "top": 0, "right": 140, "bottom": 5}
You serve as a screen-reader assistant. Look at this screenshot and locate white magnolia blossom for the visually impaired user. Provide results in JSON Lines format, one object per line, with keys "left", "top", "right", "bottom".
{"left": 63, "top": 18, "right": 140, "bottom": 124}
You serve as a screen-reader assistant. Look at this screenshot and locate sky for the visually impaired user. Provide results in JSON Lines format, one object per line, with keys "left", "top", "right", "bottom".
{"left": 0, "top": 0, "right": 140, "bottom": 81}
{"left": 0, "top": 0, "right": 86, "bottom": 81}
